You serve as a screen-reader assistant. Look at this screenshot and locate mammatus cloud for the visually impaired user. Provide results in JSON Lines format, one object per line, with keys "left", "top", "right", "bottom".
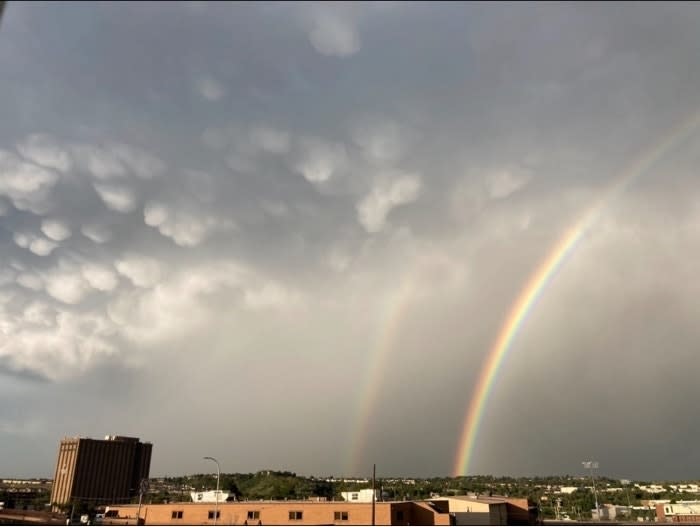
{"left": 243, "top": 281, "right": 303, "bottom": 311}
{"left": 306, "top": 8, "right": 361, "bottom": 57}
{"left": 71, "top": 143, "right": 165, "bottom": 180}
{"left": 144, "top": 201, "right": 235, "bottom": 247}
{"left": 294, "top": 138, "right": 348, "bottom": 183}
{"left": 41, "top": 219, "right": 72, "bottom": 241}
{"left": 14, "top": 231, "right": 60, "bottom": 256}
{"left": 0, "top": 150, "right": 58, "bottom": 213}
{"left": 196, "top": 76, "right": 226, "bottom": 101}
{"left": 81, "top": 264, "right": 119, "bottom": 292}
{"left": 16, "top": 273, "right": 43, "bottom": 291}
{"left": 486, "top": 167, "right": 532, "bottom": 199}
{"left": 115, "top": 255, "right": 163, "bottom": 288}
{"left": 29, "top": 238, "right": 58, "bottom": 257}
{"left": 249, "top": 125, "right": 291, "bottom": 155}
{"left": 93, "top": 183, "right": 137, "bottom": 213}
{"left": 71, "top": 145, "right": 127, "bottom": 180}
{"left": 16, "top": 134, "right": 72, "bottom": 173}
{"left": 110, "top": 144, "right": 166, "bottom": 179}
{"left": 81, "top": 224, "right": 113, "bottom": 244}
{"left": 0, "top": 310, "right": 117, "bottom": 380}
{"left": 357, "top": 173, "right": 422, "bottom": 233}
{"left": 4, "top": 1, "right": 700, "bottom": 481}
{"left": 351, "top": 120, "right": 408, "bottom": 164}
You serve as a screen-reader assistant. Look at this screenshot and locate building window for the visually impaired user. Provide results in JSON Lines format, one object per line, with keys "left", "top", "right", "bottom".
{"left": 208, "top": 511, "right": 221, "bottom": 520}
{"left": 351, "top": 493, "right": 359, "bottom": 500}
{"left": 289, "top": 511, "right": 303, "bottom": 520}
{"left": 247, "top": 511, "right": 260, "bottom": 520}
{"left": 171, "top": 511, "right": 183, "bottom": 519}
{"left": 334, "top": 511, "right": 349, "bottom": 521}
{"left": 397, "top": 510, "right": 404, "bottom": 521}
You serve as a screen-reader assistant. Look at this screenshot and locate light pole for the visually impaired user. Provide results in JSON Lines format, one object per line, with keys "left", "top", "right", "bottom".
{"left": 136, "top": 479, "right": 148, "bottom": 525}
{"left": 203, "top": 457, "right": 220, "bottom": 526}
{"left": 582, "top": 461, "right": 600, "bottom": 521}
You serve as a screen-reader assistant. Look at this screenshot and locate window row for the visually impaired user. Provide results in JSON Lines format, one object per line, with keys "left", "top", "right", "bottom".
{"left": 170, "top": 509, "right": 352, "bottom": 522}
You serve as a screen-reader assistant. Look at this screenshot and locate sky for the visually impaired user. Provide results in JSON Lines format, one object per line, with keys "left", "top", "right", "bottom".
{"left": 2, "top": 1, "right": 700, "bottom": 481}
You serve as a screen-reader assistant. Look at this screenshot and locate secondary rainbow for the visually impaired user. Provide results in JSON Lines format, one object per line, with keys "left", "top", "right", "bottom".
{"left": 453, "top": 108, "right": 700, "bottom": 477}
{"left": 347, "top": 267, "right": 417, "bottom": 475}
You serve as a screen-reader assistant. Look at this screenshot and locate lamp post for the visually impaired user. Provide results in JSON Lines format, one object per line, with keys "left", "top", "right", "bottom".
{"left": 371, "top": 464, "right": 376, "bottom": 526}
{"left": 582, "top": 461, "right": 600, "bottom": 521}
{"left": 136, "top": 479, "right": 148, "bottom": 525}
{"left": 203, "top": 457, "right": 220, "bottom": 526}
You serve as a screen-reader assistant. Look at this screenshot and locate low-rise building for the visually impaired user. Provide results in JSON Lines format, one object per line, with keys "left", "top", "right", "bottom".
{"left": 554, "top": 487, "right": 578, "bottom": 495}
{"left": 636, "top": 484, "right": 666, "bottom": 493}
{"left": 592, "top": 504, "right": 630, "bottom": 521}
{"left": 340, "top": 489, "right": 379, "bottom": 503}
{"left": 190, "top": 490, "right": 233, "bottom": 503}
{"left": 656, "top": 501, "right": 700, "bottom": 523}
{"left": 101, "top": 500, "right": 439, "bottom": 526}
{"left": 100, "top": 495, "right": 537, "bottom": 526}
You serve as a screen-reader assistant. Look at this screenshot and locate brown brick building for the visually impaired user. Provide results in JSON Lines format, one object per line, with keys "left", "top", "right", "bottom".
{"left": 100, "top": 495, "right": 536, "bottom": 525}
{"left": 656, "top": 501, "right": 700, "bottom": 523}
{"left": 50, "top": 435, "right": 152, "bottom": 511}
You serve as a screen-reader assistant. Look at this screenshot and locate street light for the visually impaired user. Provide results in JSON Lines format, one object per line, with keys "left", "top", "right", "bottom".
{"left": 136, "top": 479, "right": 149, "bottom": 525}
{"left": 582, "top": 461, "right": 600, "bottom": 521}
{"left": 203, "top": 457, "right": 220, "bottom": 526}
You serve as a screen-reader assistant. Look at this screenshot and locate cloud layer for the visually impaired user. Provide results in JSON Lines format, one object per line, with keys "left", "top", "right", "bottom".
{"left": 2, "top": 2, "right": 700, "bottom": 481}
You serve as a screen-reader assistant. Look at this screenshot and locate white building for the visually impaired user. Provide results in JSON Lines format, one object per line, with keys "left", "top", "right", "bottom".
{"left": 669, "top": 484, "right": 700, "bottom": 493}
{"left": 190, "top": 490, "right": 231, "bottom": 503}
{"left": 635, "top": 484, "right": 666, "bottom": 493}
{"left": 555, "top": 487, "right": 579, "bottom": 495}
{"left": 340, "top": 489, "right": 379, "bottom": 503}
{"left": 592, "top": 504, "right": 630, "bottom": 521}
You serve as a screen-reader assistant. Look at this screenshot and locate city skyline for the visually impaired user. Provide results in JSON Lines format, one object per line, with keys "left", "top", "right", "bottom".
{"left": 2, "top": 2, "right": 700, "bottom": 480}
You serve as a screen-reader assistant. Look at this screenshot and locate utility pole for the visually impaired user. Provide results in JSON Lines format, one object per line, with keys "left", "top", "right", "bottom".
{"left": 582, "top": 461, "right": 600, "bottom": 521}
{"left": 371, "top": 464, "right": 376, "bottom": 526}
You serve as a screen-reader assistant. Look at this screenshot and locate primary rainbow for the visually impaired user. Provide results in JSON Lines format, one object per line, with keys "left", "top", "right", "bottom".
{"left": 453, "top": 109, "right": 700, "bottom": 477}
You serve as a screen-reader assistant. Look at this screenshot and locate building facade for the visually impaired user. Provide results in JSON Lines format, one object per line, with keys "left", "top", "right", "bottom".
{"left": 656, "top": 501, "right": 700, "bottom": 523}
{"left": 100, "top": 495, "right": 536, "bottom": 526}
{"left": 592, "top": 504, "right": 631, "bottom": 521}
{"left": 339, "top": 489, "right": 379, "bottom": 503}
{"left": 50, "top": 435, "right": 152, "bottom": 511}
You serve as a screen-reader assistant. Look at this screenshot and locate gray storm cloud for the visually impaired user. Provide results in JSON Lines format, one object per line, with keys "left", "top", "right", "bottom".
{"left": 1, "top": 1, "right": 700, "bottom": 480}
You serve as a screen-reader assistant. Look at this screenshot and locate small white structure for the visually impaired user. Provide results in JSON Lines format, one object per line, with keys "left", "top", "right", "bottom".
{"left": 340, "top": 489, "right": 378, "bottom": 503}
{"left": 190, "top": 490, "right": 230, "bottom": 503}
{"left": 592, "top": 504, "right": 631, "bottom": 521}
{"left": 555, "top": 487, "right": 579, "bottom": 495}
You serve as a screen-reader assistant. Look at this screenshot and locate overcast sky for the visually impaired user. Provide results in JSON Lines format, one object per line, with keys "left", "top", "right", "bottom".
{"left": 2, "top": 2, "right": 700, "bottom": 481}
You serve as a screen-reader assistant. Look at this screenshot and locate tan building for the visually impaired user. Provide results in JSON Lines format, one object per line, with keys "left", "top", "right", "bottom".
{"left": 50, "top": 435, "right": 152, "bottom": 511}
{"left": 101, "top": 500, "right": 445, "bottom": 526}
{"left": 656, "top": 501, "right": 700, "bottom": 523}
{"left": 100, "top": 495, "right": 536, "bottom": 526}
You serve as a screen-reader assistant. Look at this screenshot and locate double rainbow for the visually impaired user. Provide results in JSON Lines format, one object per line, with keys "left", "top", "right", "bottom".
{"left": 345, "top": 109, "right": 700, "bottom": 479}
